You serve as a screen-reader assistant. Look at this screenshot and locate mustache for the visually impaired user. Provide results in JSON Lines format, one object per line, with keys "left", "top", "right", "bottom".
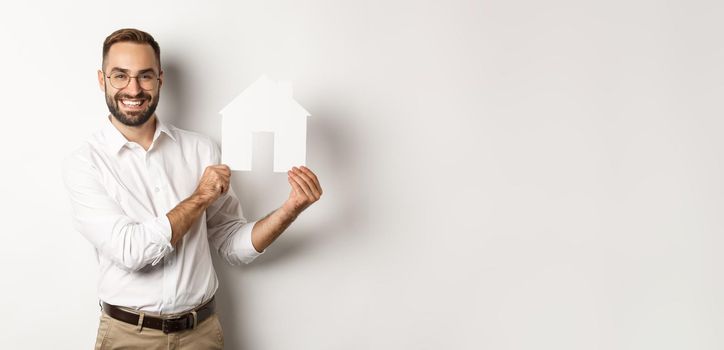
{"left": 115, "top": 92, "right": 151, "bottom": 101}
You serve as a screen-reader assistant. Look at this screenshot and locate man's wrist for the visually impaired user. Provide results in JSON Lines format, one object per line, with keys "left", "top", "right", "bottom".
{"left": 278, "top": 203, "right": 300, "bottom": 223}
{"left": 190, "top": 191, "right": 213, "bottom": 208}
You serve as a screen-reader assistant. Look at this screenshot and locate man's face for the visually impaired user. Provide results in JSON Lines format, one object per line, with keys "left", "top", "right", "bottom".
{"left": 98, "top": 42, "right": 163, "bottom": 127}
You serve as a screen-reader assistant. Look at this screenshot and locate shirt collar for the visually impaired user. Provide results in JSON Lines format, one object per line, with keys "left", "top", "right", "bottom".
{"left": 101, "top": 116, "right": 177, "bottom": 154}
{"left": 154, "top": 117, "right": 177, "bottom": 143}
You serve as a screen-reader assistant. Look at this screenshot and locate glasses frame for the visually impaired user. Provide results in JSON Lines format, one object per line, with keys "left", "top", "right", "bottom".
{"left": 104, "top": 71, "right": 160, "bottom": 91}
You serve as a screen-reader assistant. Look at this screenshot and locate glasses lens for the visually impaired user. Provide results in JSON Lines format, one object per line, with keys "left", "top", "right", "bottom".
{"left": 138, "top": 72, "right": 158, "bottom": 90}
{"left": 110, "top": 73, "right": 129, "bottom": 89}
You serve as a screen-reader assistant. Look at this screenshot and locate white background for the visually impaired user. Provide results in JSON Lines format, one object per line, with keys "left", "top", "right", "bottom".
{"left": 1, "top": 0, "right": 722, "bottom": 349}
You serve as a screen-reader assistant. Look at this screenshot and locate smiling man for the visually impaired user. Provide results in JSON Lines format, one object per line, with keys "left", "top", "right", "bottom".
{"left": 62, "top": 28, "right": 322, "bottom": 350}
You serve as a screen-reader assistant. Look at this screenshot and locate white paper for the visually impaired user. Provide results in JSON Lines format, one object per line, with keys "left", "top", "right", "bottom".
{"left": 221, "top": 75, "right": 310, "bottom": 172}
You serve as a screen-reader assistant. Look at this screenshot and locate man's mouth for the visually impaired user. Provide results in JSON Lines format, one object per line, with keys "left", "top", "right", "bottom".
{"left": 119, "top": 98, "right": 148, "bottom": 110}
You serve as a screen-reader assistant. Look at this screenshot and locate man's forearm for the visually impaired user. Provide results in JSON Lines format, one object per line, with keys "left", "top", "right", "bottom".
{"left": 166, "top": 194, "right": 210, "bottom": 246}
{"left": 249, "top": 166, "right": 323, "bottom": 252}
{"left": 251, "top": 206, "right": 298, "bottom": 252}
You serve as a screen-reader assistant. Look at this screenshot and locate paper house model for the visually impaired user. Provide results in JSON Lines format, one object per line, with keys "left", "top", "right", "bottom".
{"left": 220, "top": 75, "right": 310, "bottom": 172}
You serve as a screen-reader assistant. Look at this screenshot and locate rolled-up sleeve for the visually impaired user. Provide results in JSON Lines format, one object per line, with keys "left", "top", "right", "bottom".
{"left": 62, "top": 153, "right": 174, "bottom": 271}
{"left": 205, "top": 187, "right": 264, "bottom": 265}
{"left": 204, "top": 141, "right": 264, "bottom": 265}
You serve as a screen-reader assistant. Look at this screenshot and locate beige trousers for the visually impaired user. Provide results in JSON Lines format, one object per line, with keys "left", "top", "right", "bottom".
{"left": 94, "top": 311, "right": 224, "bottom": 350}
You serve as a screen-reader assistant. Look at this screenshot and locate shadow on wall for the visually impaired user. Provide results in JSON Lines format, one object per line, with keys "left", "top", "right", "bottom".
{"left": 211, "top": 103, "right": 371, "bottom": 349}
{"left": 158, "top": 59, "right": 192, "bottom": 129}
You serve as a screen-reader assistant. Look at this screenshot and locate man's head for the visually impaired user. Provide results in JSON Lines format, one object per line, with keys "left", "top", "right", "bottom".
{"left": 98, "top": 28, "right": 163, "bottom": 127}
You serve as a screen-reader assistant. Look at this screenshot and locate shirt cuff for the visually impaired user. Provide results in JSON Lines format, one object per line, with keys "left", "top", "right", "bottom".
{"left": 234, "top": 220, "right": 264, "bottom": 263}
{"left": 145, "top": 214, "right": 174, "bottom": 266}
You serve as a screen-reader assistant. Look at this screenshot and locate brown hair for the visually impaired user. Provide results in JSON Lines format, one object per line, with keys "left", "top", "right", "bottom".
{"left": 102, "top": 28, "right": 161, "bottom": 69}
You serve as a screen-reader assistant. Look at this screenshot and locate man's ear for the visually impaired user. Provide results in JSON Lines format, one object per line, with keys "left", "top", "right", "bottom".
{"left": 97, "top": 69, "right": 105, "bottom": 92}
{"left": 158, "top": 69, "right": 163, "bottom": 88}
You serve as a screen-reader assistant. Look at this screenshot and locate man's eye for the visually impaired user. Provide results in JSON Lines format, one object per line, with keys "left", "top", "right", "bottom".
{"left": 140, "top": 74, "right": 155, "bottom": 81}
{"left": 112, "top": 74, "right": 127, "bottom": 80}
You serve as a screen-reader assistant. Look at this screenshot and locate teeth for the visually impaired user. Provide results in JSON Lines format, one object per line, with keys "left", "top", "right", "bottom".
{"left": 122, "top": 100, "right": 143, "bottom": 106}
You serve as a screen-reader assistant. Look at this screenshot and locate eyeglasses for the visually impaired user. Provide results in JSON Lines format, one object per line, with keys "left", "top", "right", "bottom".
{"left": 104, "top": 71, "right": 160, "bottom": 90}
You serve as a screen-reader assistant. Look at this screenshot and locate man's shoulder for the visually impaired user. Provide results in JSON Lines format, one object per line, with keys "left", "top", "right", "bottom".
{"left": 62, "top": 125, "right": 114, "bottom": 166}
{"left": 61, "top": 141, "right": 101, "bottom": 182}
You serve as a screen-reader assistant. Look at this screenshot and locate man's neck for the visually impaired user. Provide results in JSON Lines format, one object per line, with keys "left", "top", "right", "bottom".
{"left": 109, "top": 114, "right": 157, "bottom": 151}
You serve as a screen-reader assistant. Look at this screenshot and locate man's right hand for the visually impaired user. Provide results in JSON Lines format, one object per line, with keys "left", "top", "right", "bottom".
{"left": 193, "top": 164, "right": 231, "bottom": 206}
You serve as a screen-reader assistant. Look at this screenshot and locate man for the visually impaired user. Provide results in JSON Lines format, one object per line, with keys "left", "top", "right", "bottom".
{"left": 62, "top": 28, "right": 322, "bottom": 349}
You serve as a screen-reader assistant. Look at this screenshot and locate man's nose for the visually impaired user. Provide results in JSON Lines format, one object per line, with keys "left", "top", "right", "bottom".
{"left": 124, "top": 76, "right": 143, "bottom": 95}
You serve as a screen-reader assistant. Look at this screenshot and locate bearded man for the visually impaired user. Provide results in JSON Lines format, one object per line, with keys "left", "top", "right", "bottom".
{"left": 62, "top": 28, "right": 322, "bottom": 350}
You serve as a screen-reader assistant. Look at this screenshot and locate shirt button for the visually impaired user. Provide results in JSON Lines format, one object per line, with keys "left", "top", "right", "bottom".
{"left": 154, "top": 187, "right": 160, "bottom": 193}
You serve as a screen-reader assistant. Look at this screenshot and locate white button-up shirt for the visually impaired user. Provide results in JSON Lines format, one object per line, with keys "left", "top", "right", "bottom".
{"left": 62, "top": 117, "right": 263, "bottom": 314}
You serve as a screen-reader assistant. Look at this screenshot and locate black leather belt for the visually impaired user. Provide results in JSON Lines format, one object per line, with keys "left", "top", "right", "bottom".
{"left": 101, "top": 297, "right": 216, "bottom": 334}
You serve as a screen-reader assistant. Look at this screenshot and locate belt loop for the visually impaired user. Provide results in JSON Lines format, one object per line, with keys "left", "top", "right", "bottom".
{"left": 191, "top": 310, "right": 198, "bottom": 329}
{"left": 136, "top": 312, "right": 145, "bottom": 332}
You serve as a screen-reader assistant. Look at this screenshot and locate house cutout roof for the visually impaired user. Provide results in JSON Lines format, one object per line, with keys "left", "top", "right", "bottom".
{"left": 220, "top": 75, "right": 310, "bottom": 172}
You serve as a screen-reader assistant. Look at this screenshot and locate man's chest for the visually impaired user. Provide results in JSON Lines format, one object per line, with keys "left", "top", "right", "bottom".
{"left": 97, "top": 146, "right": 206, "bottom": 217}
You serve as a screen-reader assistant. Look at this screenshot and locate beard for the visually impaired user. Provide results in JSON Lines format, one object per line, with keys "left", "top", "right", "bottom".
{"left": 105, "top": 89, "right": 159, "bottom": 127}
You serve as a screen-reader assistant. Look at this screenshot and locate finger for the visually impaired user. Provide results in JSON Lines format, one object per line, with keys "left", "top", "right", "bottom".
{"left": 214, "top": 174, "right": 230, "bottom": 187}
{"left": 204, "top": 166, "right": 228, "bottom": 179}
{"left": 289, "top": 171, "right": 313, "bottom": 200}
{"left": 213, "top": 177, "right": 229, "bottom": 193}
{"left": 288, "top": 174, "right": 305, "bottom": 197}
{"left": 210, "top": 164, "right": 229, "bottom": 170}
{"left": 213, "top": 165, "right": 231, "bottom": 177}
{"left": 288, "top": 171, "right": 314, "bottom": 200}
{"left": 216, "top": 183, "right": 226, "bottom": 195}
{"left": 299, "top": 166, "right": 322, "bottom": 195}
{"left": 292, "top": 167, "right": 321, "bottom": 199}
{"left": 220, "top": 176, "right": 230, "bottom": 191}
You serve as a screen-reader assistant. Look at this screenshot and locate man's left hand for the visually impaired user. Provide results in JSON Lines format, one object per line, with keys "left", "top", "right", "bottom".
{"left": 282, "top": 166, "right": 323, "bottom": 218}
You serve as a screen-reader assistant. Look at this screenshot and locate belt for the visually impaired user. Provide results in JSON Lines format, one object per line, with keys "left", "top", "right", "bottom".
{"left": 101, "top": 297, "right": 216, "bottom": 334}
